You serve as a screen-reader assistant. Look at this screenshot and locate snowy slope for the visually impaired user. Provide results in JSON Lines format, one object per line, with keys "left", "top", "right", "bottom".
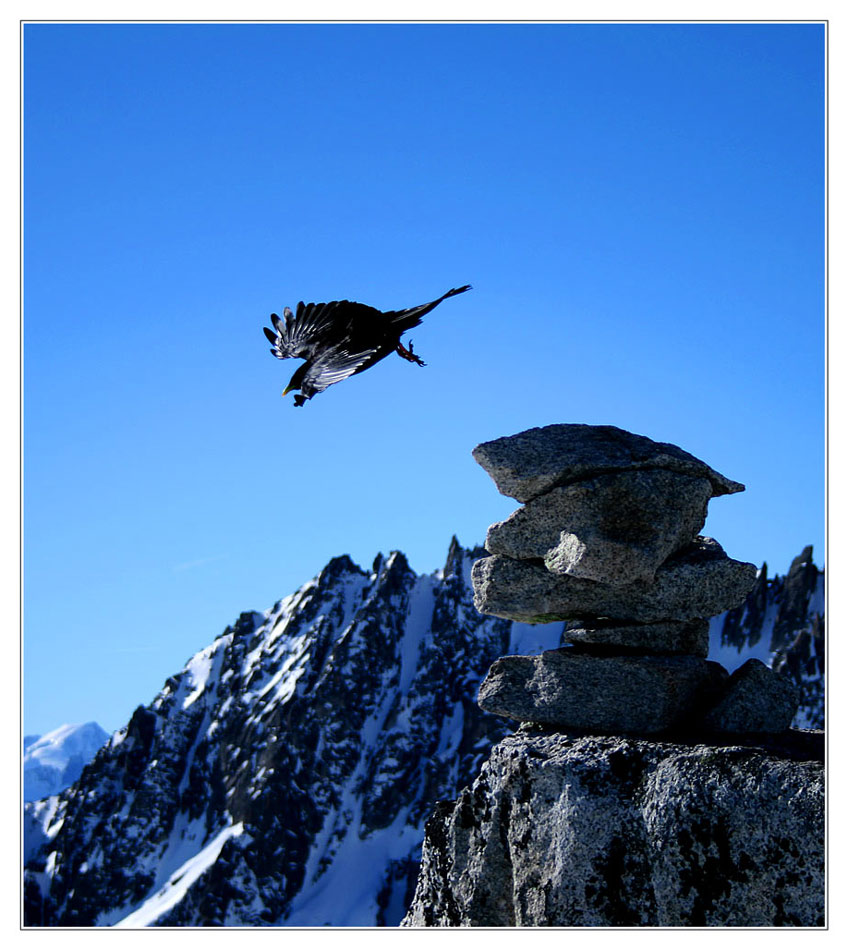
{"left": 23, "top": 722, "right": 109, "bottom": 801}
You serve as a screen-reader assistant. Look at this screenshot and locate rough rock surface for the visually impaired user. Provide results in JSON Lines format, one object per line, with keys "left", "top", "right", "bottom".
{"left": 402, "top": 732, "right": 824, "bottom": 927}
{"left": 485, "top": 470, "right": 713, "bottom": 585}
{"left": 564, "top": 619, "right": 710, "bottom": 656}
{"left": 477, "top": 649, "right": 727, "bottom": 734}
{"left": 701, "top": 659, "right": 801, "bottom": 734}
{"left": 473, "top": 538, "right": 757, "bottom": 624}
{"left": 472, "top": 424, "right": 744, "bottom": 503}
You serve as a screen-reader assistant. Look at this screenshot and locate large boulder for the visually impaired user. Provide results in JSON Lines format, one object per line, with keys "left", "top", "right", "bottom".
{"left": 477, "top": 648, "right": 727, "bottom": 734}
{"left": 701, "top": 659, "right": 801, "bottom": 734}
{"left": 402, "top": 732, "right": 824, "bottom": 927}
{"left": 472, "top": 424, "right": 744, "bottom": 503}
{"left": 472, "top": 538, "right": 757, "bottom": 624}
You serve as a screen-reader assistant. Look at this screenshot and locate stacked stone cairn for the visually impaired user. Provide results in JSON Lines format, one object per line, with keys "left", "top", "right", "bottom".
{"left": 472, "top": 424, "right": 801, "bottom": 736}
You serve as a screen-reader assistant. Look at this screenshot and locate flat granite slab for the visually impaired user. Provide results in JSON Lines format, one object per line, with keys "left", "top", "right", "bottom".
{"left": 472, "top": 423, "right": 744, "bottom": 503}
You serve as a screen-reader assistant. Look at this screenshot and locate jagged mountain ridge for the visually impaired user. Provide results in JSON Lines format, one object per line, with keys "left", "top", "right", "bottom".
{"left": 24, "top": 540, "right": 824, "bottom": 927}
{"left": 24, "top": 539, "right": 563, "bottom": 927}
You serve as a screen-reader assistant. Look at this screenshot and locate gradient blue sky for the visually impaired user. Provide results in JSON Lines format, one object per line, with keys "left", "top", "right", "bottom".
{"left": 23, "top": 22, "right": 825, "bottom": 736}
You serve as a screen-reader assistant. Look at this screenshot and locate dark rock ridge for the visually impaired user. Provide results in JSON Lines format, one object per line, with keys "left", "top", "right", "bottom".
{"left": 399, "top": 424, "right": 826, "bottom": 927}
{"left": 402, "top": 732, "right": 824, "bottom": 927}
{"left": 25, "top": 539, "right": 564, "bottom": 928}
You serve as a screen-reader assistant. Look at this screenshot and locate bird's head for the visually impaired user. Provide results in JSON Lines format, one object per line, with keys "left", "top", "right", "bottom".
{"left": 283, "top": 363, "right": 309, "bottom": 406}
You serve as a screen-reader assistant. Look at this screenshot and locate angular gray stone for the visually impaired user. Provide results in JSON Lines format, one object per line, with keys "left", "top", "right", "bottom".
{"left": 472, "top": 423, "right": 744, "bottom": 503}
{"left": 477, "top": 648, "right": 727, "bottom": 733}
{"left": 472, "top": 537, "right": 757, "bottom": 624}
{"left": 485, "top": 470, "right": 713, "bottom": 585}
{"left": 701, "top": 658, "right": 801, "bottom": 734}
{"left": 403, "top": 732, "right": 824, "bottom": 926}
{"left": 564, "top": 619, "right": 710, "bottom": 656}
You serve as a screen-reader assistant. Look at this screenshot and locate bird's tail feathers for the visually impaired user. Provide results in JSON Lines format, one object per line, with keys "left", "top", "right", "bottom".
{"left": 388, "top": 284, "right": 472, "bottom": 328}
{"left": 443, "top": 284, "right": 472, "bottom": 299}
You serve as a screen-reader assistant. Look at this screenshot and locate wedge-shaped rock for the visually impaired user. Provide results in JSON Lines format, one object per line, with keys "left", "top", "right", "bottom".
{"left": 472, "top": 423, "right": 744, "bottom": 503}
{"left": 485, "top": 470, "right": 712, "bottom": 585}
{"left": 701, "top": 658, "right": 800, "bottom": 734}
{"left": 472, "top": 537, "right": 757, "bottom": 624}
{"left": 564, "top": 619, "right": 710, "bottom": 657}
{"left": 477, "top": 648, "right": 727, "bottom": 734}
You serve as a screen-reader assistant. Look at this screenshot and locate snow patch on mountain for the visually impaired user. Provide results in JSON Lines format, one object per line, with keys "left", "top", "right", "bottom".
{"left": 109, "top": 821, "right": 246, "bottom": 928}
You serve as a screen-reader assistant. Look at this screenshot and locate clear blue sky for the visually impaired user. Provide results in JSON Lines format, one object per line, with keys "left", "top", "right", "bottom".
{"left": 23, "top": 22, "right": 825, "bottom": 737}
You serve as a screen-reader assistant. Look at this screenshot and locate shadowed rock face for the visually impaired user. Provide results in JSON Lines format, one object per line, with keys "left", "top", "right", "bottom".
{"left": 450, "top": 424, "right": 821, "bottom": 929}
{"left": 564, "top": 619, "right": 710, "bottom": 656}
{"left": 402, "top": 732, "right": 824, "bottom": 928}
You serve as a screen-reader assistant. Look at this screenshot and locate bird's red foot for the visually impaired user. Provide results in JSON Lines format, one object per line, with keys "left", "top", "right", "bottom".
{"left": 396, "top": 340, "right": 426, "bottom": 366}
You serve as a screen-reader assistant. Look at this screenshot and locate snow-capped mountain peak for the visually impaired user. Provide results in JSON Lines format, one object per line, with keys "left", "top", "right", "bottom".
{"left": 23, "top": 722, "right": 109, "bottom": 802}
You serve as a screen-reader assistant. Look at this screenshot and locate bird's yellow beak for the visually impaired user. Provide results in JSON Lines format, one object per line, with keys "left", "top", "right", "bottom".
{"left": 282, "top": 383, "right": 294, "bottom": 396}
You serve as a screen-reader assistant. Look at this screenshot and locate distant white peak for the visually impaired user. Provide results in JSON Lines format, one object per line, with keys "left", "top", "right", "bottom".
{"left": 23, "top": 722, "right": 109, "bottom": 802}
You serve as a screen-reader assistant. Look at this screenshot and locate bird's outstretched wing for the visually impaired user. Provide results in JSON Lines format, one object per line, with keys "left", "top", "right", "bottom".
{"left": 297, "top": 343, "right": 381, "bottom": 395}
{"left": 263, "top": 299, "right": 383, "bottom": 360}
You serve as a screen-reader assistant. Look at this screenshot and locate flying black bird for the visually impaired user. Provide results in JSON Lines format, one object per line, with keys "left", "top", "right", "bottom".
{"left": 263, "top": 285, "right": 472, "bottom": 406}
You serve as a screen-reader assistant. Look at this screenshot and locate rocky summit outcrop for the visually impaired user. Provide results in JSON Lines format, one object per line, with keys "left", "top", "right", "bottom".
{"left": 403, "top": 732, "right": 824, "bottom": 927}
{"left": 402, "top": 424, "right": 824, "bottom": 928}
